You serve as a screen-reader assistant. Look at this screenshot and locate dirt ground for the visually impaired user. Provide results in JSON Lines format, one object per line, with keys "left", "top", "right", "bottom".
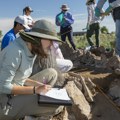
{"left": 36, "top": 67, "right": 120, "bottom": 120}
{"left": 72, "top": 67, "right": 120, "bottom": 120}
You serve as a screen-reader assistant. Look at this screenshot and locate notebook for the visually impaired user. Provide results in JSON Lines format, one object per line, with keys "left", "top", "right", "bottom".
{"left": 38, "top": 88, "right": 72, "bottom": 106}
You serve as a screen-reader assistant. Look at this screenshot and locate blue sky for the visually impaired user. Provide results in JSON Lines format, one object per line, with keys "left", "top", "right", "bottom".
{"left": 0, "top": 0, "right": 115, "bottom": 35}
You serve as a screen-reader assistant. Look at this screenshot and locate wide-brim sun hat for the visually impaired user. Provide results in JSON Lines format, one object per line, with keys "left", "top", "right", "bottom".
{"left": 61, "top": 4, "right": 70, "bottom": 11}
{"left": 19, "top": 31, "right": 40, "bottom": 45}
{"left": 25, "top": 19, "right": 62, "bottom": 43}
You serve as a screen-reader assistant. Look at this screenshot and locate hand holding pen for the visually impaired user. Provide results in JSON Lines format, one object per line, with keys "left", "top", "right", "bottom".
{"left": 34, "top": 77, "right": 51, "bottom": 94}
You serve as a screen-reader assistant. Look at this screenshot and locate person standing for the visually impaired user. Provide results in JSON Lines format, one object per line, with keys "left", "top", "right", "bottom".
{"left": 86, "top": 0, "right": 104, "bottom": 48}
{"left": 1, "top": 15, "right": 30, "bottom": 50}
{"left": 95, "top": 0, "right": 120, "bottom": 56}
{"left": 23, "top": 6, "right": 34, "bottom": 29}
{"left": 56, "top": 4, "right": 76, "bottom": 50}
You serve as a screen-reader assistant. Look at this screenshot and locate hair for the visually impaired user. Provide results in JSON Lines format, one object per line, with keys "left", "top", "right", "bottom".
{"left": 86, "top": 0, "right": 96, "bottom": 5}
{"left": 19, "top": 32, "right": 48, "bottom": 58}
{"left": 14, "top": 21, "right": 19, "bottom": 28}
{"left": 23, "top": 7, "right": 28, "bottom": 15}
{"left": 31, "top": 43, "right": 48, "bottom": 58}
{"left": 30, "top": 37, "right": 48, "bottom": 58}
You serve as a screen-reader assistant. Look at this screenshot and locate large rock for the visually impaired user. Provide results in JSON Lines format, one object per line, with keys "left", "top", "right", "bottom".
{"left": 109, "top": 79, "right": 120, "bottom": 98}
{"left": 65, "top": 81, "right": 91, "bottom": 120}
{"left": 106, "top": 55, "right": 120, "bottom": 70}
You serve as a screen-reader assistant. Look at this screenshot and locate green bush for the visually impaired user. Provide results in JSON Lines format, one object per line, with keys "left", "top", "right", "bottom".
{"left": 73, "top": 33, "right": 115, "bottom": 49}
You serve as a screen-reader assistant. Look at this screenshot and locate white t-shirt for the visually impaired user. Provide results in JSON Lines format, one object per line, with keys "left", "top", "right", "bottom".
{"left": 24, "top": 15, "right": 34, "bottom": 26}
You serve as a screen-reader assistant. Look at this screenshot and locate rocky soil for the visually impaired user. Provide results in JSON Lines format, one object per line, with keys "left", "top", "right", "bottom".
{"left": 24, "top": 43, "right": 120, "bottom": 120}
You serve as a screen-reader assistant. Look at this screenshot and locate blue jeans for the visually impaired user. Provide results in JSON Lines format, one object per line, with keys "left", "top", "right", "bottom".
{"left": 60, "top": 26, "right": 76, "bottom": 50}
{"left": 115, "top": 19, "right": 120, "bottom": 56}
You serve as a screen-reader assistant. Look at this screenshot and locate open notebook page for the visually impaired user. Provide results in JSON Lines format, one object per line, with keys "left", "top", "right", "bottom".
{"left": 40, "top": 88, "right": 70, "bottom": 100}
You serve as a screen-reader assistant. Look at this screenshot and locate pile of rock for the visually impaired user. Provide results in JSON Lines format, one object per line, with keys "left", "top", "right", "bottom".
{"left": 108, "top": 79, "right": 120, "bottom": 107}
{"left": 60, "top": 43, "right": 120, "bottom": 75}
{"left": 51, "top": 72, "right": 96, "bottom": 120}
{"left": 29, "top": 72, "right": 96, "bottom": 120}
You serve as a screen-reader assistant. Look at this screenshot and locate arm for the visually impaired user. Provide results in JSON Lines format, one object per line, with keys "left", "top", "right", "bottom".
{"left": 1, "top": 35, "right": 15, "bottom": 50}
{"left": 105, "top": 5, "right": 113, "bottom": 14}
{"left": 101, "top": 6, "right": 112, "bottom": 16}
{"left": 95, "top": 0, "right": 107, "bottom": 17}
{"left": 87, "top": 6, "right": 92, "bottom": 25}
{"left": 0, "top": 49, "right": 21, "bottom": 94}
{"left": 0, "top": 49, "right": 51, "bottom": 95}
{"left": 24, "top": 78, "right": 44, "bottom": 86}
{"left": 12, "top": 83, "right": 51, "bottom": 95}
{"left": 55, "top": 14, "right": 61, "bottom": 26}
{"left": 86, "top": 5, "right": 92, "bottom": 30}
{"left": 100, "top": 8, "right": 105, "bottom": 20}
{"left": 64, "top": 12, "right": 74, "bottom": 25}
{"left": 52, "top": 42, "right": 64, "bottom": 59}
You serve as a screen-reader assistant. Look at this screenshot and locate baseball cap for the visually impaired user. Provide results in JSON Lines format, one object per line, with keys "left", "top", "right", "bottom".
{"left": 24, "top": 6, "right": 33, "bottom": 12}
{"left": 14, "top": 15, "right": 30, "bottom": 30}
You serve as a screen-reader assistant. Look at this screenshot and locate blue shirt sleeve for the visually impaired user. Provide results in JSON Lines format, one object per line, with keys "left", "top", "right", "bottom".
{"left": 64, "top": 12, "right": 74, "bottom": 25}
{"left": 1, "top": 34, "right": 15, "bottom": 50}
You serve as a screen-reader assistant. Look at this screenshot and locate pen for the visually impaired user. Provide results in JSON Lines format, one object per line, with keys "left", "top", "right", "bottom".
{"left": 43, "top": 77, "right": 47, "bottom": 84}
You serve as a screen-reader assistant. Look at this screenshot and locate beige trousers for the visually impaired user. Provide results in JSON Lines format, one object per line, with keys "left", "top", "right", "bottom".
{"left": 0, "top": 68, "right": 59, "bottom": 120}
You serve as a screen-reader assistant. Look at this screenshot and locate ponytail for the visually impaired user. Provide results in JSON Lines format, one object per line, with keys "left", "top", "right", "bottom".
{"left": 23, "top": 8, "right": 25, "bottom": 15}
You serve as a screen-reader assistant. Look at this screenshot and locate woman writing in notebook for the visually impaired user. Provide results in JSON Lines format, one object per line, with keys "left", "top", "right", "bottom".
{"left": 0, "top": 19, "right": 62, "bottom": 120}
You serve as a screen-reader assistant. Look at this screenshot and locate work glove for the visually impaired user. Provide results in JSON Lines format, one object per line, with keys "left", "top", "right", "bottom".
{"left": 105, "top": 5, "right": 112, "bottom": 15}
{"left": 95, "top": 7, "right": 101, "bottom": 17}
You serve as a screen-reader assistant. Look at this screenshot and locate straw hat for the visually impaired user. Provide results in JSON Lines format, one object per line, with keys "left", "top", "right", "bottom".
{"left": 61, "top": 4, "right": 70, "bottom": 11}
{"left": 20, "top": 19, "right": 62, "bottom": 44}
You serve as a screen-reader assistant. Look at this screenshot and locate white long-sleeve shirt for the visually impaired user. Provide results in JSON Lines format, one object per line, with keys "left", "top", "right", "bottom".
{"left": 0, "top": 37, "right": 36, "bottom": 94}
{"left": 24, "top": 15, "right": 34, "bottom": 26}
{"left": 97, "top": 0, "right": 120, "bottom": 9}
{"left": 109, "top": 0, "right": 120, "bottom": 9}
{"left": 87, "top": 3, "right": 104, "bottom": 25}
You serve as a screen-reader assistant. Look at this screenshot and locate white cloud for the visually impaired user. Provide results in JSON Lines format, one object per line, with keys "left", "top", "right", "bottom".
{"left": 0, "top": 15, "right": 115, "bottom": 36}
{"left": 101, "top": 16, "right": 115, "bottom": 32}
{"left": 0, "top": 18, "right": 14, "bottom": 35}
{"left": 73, "top": 13, "right": 86, "bottom": 17}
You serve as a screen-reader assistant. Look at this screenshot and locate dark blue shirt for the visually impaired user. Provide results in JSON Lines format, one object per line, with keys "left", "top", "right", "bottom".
{"left": 56, "top": 11, "right": 74, "bottom": 28}
{"left": 1, "top": 29, "right": 16, "bottom": 50}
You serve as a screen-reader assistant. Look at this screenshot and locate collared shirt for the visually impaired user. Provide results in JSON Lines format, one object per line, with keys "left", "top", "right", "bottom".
{"left": 1, "top": 28, "right": 16, "bottom": 50}
{"left": 87, "top": 3, "right": 104, "bottom": 25}
{"left": 56, "top": 11, "right": 74, "bottom": 28}
{"left": 0, "top": 37, "right": 36, "bottom": 94}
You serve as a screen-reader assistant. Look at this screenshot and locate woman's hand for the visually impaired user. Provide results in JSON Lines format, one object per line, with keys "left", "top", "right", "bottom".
{"left": 35, "top": 84, "right": 52, "bottom": 94}
{"left": 101, "top": 12, "right": 110, "bottom": 16}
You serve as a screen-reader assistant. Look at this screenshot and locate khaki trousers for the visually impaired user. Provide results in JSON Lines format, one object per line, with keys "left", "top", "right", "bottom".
{"left": 0, "top": 68, "right": 59, "bottom": 120}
